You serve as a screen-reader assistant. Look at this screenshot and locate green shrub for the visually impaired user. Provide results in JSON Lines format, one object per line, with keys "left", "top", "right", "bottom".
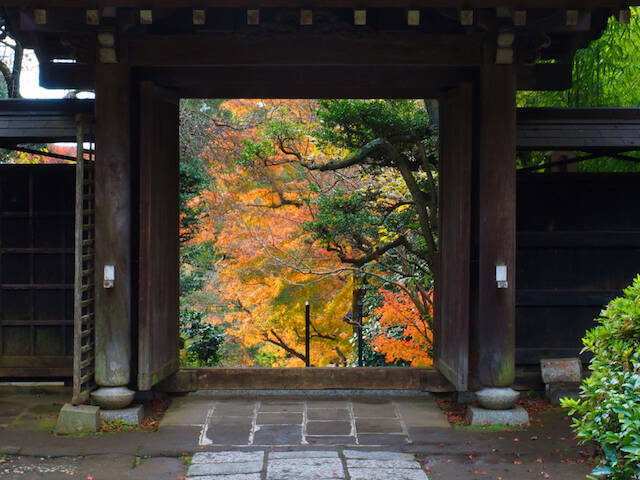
{"left": 562, "top": 275, "right": 640, "bottom": 479}
{"left": 180, "top": 310, "right": 225, "bottom": 367}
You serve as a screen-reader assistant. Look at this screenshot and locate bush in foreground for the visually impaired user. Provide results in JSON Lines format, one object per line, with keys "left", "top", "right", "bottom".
{"left": 562, "top": 275, "right": 640, "bottom": 479}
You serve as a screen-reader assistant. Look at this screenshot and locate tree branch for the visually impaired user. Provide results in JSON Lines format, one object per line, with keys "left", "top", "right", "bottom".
{"left": 263, "top": 329, "right": 307, "bottom": 363}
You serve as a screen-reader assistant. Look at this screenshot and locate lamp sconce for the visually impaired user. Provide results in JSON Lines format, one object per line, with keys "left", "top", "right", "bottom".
{"left": 104, "top": 265, "right": 115, "bottom": 289}
{"left": 496, "top": 264, "right": 508, "bottom": 289}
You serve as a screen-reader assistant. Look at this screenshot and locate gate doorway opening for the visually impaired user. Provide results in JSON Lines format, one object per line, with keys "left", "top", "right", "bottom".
{"left": 177, "top": 98, "right": 439, "bottom": 372}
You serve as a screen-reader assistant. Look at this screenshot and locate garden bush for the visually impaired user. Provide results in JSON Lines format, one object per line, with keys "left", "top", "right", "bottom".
{"left": 180, "top": 310, "right": 225, "bottom": 367}
{"left": 562, "top": 275, "right": 640, "bottom": 479}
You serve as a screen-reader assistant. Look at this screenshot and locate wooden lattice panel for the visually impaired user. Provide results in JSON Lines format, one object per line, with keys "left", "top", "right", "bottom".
{"left": 73, "top": 118, "right": 96, "bottom": 405}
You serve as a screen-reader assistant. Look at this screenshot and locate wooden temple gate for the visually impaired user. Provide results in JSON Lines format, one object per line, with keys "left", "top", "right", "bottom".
{"left": 0, "top": 2, "right": 637, "bottom": 401}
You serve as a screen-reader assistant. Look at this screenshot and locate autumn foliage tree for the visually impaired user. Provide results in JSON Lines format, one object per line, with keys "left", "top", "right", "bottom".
{"left": 180, "top": 98, "right": 439, "bottom": 367}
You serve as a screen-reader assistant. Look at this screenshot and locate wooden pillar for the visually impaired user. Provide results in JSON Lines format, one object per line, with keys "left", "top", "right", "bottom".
{"left": 436, "top": 84, "right": 472, "bottom": 391}
{"left": 474, "top": 44, "right": 517, "bottom": 388}
{"left": 94, "top": 63, "right": 133, "bottom": 393}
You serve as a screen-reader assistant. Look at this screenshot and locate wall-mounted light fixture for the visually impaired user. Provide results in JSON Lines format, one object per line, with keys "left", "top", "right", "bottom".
{"left": 104, "top": 265, "right": 115, "bottom": 289}
{"left": 496, "top": 264, "right": 508, "bottom": 289}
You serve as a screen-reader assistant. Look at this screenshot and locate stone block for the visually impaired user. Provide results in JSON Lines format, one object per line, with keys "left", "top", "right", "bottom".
{"left": 55, "top": 403, "right": 100, "bottom": 434}
{"left": 545, "top": 383, "right": 581, "bottom": 406}
{"left": 100, "top": 404, "right": 144, "bottom": 424}
{"left": 540, "top": 358, "right": 582, "bottom": 384}
{"left": 466, "top": 406, "right": 529, "bottom": 426}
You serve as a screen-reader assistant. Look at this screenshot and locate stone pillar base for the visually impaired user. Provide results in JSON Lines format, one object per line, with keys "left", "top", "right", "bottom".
{"left": 100, "top": 404, "right": 144, "bottom": 425}
{"left": 91, "top": 386, "right": 135, "bottom": 410}
{"left": 467, "top": 405, "right": 529, "bottom": 426}
{"left": 476, "top": 387, "right": 519, "bottom": 410}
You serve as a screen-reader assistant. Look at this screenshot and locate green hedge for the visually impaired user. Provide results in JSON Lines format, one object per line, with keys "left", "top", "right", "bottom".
{"left": 562, "top": 275, "right": 640, "bottom": 479}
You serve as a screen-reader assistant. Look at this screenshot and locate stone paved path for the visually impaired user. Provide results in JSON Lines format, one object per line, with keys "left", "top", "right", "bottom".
{"left": 184, "top": 396, "right": 449, "bottom": 447}
{"left": 186, "top": 449, "right": 430, "bottom": 480}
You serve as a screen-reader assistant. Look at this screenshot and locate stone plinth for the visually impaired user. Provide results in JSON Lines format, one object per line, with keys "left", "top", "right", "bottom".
{"left": 55, "top": 404, "right": 100, "bottom": 434}
{"left": 100, "top": 404, "right": 144, "bottom": 425}
{"left": 540, "top": 358, "right": 582, "bottom": 384}
{"left": 466, "top": 405, "right": 529, "bottom": 426}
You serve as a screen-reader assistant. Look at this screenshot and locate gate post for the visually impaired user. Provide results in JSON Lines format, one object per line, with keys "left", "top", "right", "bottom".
{"left": 472, "top": 41, "right": 517, "bottom": 396}
{"left": 91, "top": 62, "right": 135, "bottom": 409}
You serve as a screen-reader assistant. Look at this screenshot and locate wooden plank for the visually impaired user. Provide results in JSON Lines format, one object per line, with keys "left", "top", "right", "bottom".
{"left": 129, "top": 32, "right": 484, "bottom": 67}
{"left": 0, "top": 367, "right": 72, "bottom": 377}
{"left": 189, "top": 367, "right": 454, "bottom": 392}
{"left": 436, "top": 83, "right": 472, "bottom": 391}
{"left": 516, "top": 290, "right": 619, "bottom": 307}
{"left": 138, "top": 81, "right": 180, "bottom": 391}
{"left": 0, "top": 355, "right": 73, "bottom": 368}
{"left": 473, "top": 43, "right": 517, "bottom": 388}
{"left": 518, "top": 231, "right": 640, "bottom": 248}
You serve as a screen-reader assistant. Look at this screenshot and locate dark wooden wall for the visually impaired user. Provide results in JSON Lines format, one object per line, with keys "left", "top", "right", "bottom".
{"left": 0, "top": 164, "right": 75, "bottom": 377}
{"left": 516, "top": 173, "right": 640, "bottom": 365}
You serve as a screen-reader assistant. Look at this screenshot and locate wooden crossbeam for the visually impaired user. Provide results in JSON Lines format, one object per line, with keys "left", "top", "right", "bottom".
{"left": 127, "top": 32, "right": 484, "bottom": 67}
{"left": 3, "top": 1, "right": 635, "bottom": 7}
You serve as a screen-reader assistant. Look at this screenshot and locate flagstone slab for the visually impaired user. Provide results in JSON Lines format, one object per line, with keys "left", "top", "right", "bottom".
{"left": 266, "top": 457, "right": 344, "bottom": 479}
{"left": 187, "top": 474, "right": 261, "bottom": 480}
{"left": 269, "top": 451, "right": 339, "bottom": 459}
{"left": 347, "top": 458, "right": 420, "bottom": 469}
{"left": 257, "top": 412, "right": 303, "bottom": 425}
{"left": 348, "top": 468, "right": 429, "bottom": 480}
{"left": 352, "top": 403, "right": 397, "bottom": 418}
{"left": 191, "top": 451, "right": 264, "bottom": 464}
{"left": 253, "top": 424, "right": 302, "bottom": 445}
{"left": 306, "top": 408, "right": 350, "bottom": 421}
{"left": 355, "top": 418, "right": 403, "bottom": 433}
{"left": 306, "top": 420, "right": 351, "bottom": 435}
{"left": 343, "top": 450, "right": 416, "bottom": 461}
{"left": 306, "top": 435, "right": 356, "bottom": 445}
{"left": 187, "top": 460, "right": 263, "bottom": 476}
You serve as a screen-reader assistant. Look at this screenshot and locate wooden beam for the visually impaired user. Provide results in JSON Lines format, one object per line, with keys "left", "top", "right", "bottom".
{"left": 472, "top": 42, "right": 517, "bottom": 389}
{"left": 140, "top": 66, "right": 475, "bottom": 98}
{"left": 3, "top": 1, "right": 633, "bottom": 7}
{"left": 39, "top": 62, "right": 95, "bottom": 89}
{"left": 128, "top": 32, "right": 484, "bottom": 67}
{"left": 39, "top": 62, "right": 571, "bottom": 93}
